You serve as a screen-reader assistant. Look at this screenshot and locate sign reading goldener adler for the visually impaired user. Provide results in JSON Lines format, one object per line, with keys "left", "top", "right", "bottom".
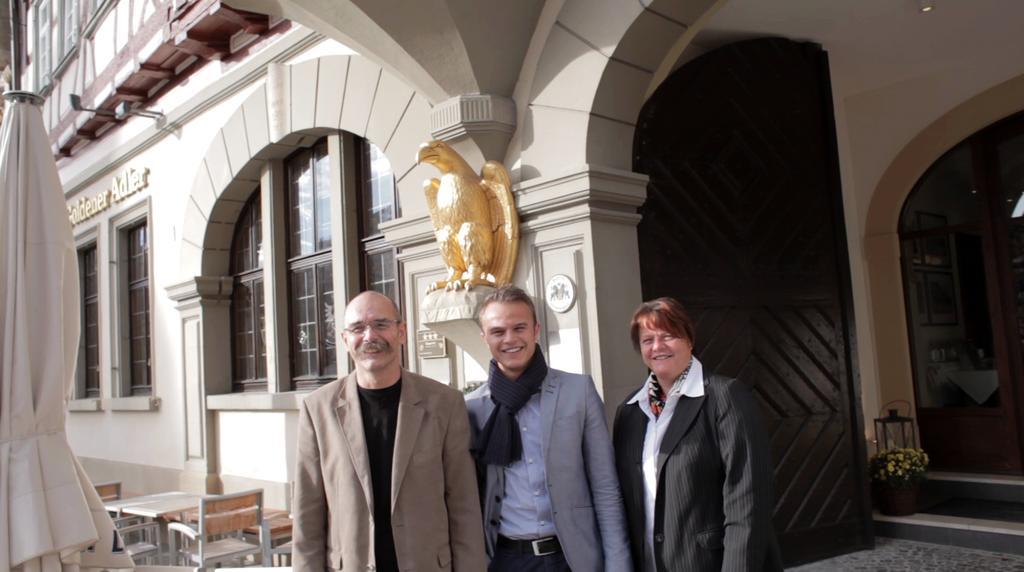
{"left": 67, "top": 167, "right": 150, "bottom": 226}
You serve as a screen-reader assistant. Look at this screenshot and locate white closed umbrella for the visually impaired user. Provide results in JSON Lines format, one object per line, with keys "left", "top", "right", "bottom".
{"left": 0, "top": 91, "right": 134, "bottom": 571}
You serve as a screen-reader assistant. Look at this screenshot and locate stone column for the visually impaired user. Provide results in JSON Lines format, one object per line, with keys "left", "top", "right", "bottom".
{"left": 166, "top": 276, "right": 233, "bottom": 493}
{"left": 515, "top": 164, "right": 649, "bottom": 415}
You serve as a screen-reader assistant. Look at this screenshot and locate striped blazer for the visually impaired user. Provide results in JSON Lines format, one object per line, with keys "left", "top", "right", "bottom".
{"left": 613, "top": 374, "right": 783, "bottom": 572}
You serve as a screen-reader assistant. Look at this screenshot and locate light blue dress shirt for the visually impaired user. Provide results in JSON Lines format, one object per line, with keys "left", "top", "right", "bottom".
{"left": 498, "top": 392, "right": 557, "bottom": 539}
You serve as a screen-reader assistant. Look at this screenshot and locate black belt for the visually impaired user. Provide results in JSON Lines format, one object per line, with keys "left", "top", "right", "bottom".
{"left": 496, "top": 535, "right": 561, "bottom": 556}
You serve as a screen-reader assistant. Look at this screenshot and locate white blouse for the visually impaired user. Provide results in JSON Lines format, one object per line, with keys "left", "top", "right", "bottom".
{"left": 626, "top": 357, "right": 705, "bottom": 572}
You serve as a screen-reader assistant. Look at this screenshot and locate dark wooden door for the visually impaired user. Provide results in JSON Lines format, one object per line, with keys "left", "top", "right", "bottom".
{"left": 634, "top": 38, "right": 871, "bottom": 565}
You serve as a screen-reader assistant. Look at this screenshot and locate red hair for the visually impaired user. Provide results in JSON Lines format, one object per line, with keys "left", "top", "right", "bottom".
{"left": 630, "top": 297, "right": 695, "bottom": 351}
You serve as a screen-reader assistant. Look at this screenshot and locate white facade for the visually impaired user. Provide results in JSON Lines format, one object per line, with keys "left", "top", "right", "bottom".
{"left": 14, "top": 0, "right": 1024, "bottom": 520}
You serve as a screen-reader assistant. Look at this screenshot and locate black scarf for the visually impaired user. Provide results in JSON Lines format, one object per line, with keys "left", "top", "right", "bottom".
{"left": 472, "top": 348, "right": 549, "bottom": 466}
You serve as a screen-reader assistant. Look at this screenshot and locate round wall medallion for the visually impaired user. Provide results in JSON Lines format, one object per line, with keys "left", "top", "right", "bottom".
{"left": 545, "top": 274, "right": 576, "bottom": 313}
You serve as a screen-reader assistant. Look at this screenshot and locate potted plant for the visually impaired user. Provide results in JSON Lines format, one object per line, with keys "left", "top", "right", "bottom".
{"left": 869, "top": 447, "right": 929, "bottom": 516}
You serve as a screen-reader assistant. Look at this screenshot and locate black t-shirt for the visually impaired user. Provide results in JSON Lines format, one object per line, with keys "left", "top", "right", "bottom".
{"left": 357, "top": 378, "right": 402, "bottom": 572}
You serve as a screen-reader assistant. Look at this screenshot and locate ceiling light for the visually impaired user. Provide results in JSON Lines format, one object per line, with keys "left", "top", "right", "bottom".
{"left": 919, "top": 0, "right": 934, "bottom": 13}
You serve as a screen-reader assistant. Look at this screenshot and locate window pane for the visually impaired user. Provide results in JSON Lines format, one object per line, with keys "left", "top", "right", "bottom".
{"left": 255, "top": 279, "right": 267, "bottom": 379}
{"left": 318, "top": 263, "right": 336, "bottom": 377}
{"left": 125, "top": 223, "right": 150, "bottom": 395}
{"left": 365, "top": 250, "right": 397, "bottom": 302}
{"left": 82, "top": 247, "right": 97, "bottom": 296}
{"left": 129, "top": 283, "right": 150, "bottom": 395}
{"left": 128, "top": 224, "right": 148, "bottom": 283}
{"left": 314, "top": 142, "right": 332, "bottom": 251}
{"left": 62, "top": 0, "right": 77, "bottom": 54}
{"left": 232, "top": 213, "right": 252, "bottom": 273}
{"left": 254, "top": 194, "right": 264, "bottom": 267}
{"left": 291, "top": 267, "right": 318, "bottom": 377}
{"left": 79, "top": 246, "right": 99, "bottom": 398}
{"left": 85, "top": 299, "right": 98, "bottom": 397}
{"left": 999, "top": 132, "right": 1024, "bottom": 397}
{"left": 37, "top": 1, "right": 51, "bottom": 86}
{"left": 289, "top": 149, "right": 316, "bottom": 257}
{"left": 233, "top": 281, "right": 255, "bottom": 382}
{"left": 362, "top": 142, "right": 396, "bottom": 238}
{"left": 999, "top": 131, "right": 1024, "bottom": 219}
{"left": 902, "top": 233, "right": 1000, "bottom": 408}
{"left": 900, "top": 145, "right": 982, "bottom": 233}
{"left": 231, "top": 192, "right": 262, "bottom": 273}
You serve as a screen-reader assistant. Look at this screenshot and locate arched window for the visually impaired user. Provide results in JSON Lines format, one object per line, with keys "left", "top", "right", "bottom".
{"left": 899, "top": 112, "right": 1024, "bottom": 472}
{"left": 223, "top": 134, "right": 398, "bottom": 394}
{"left": 901, "top": 144, "right": 997, "bottom": 408}
{"left": 231, "top": 191, "right": 266, "bottom": 392}
{"left": 287, "top": 139, "right": 337, "bottom": 390}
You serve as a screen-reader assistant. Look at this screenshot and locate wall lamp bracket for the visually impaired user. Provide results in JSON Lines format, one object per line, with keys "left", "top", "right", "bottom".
{"left": 69, "top": 94, "right": 165, "bottom": 122}
{"left": 69, "top": 94, "right": 117, "bottom": 117}
{"left": 114, "top": 101, "right": 164, "bottom": 121}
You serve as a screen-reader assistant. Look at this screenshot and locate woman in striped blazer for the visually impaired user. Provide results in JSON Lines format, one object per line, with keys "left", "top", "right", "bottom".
{"left": 613, "top": 297, "right": 783, "bottom": 572}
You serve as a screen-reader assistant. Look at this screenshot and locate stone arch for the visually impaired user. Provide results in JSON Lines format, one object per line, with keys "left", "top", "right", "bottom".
{"left": 867, "top": 73, "right": 1024, "bottom": 236}
{"left": 517, "top": 0, "right": 719, "bottom": 178}
{"left": 179, "top": 54, "right": 434, "bottom": 278}
{"left": 863, "top": 72, "right": 1024, "bottom": 408}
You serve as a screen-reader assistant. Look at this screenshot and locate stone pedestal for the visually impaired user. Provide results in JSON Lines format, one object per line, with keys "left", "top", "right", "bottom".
{"left": 420, "top": 287, "right": 494, "bottom": 369}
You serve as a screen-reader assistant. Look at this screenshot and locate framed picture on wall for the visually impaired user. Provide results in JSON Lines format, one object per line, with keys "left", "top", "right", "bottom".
{"left": 924, "top": 271, "right": 957, "bottom": 325}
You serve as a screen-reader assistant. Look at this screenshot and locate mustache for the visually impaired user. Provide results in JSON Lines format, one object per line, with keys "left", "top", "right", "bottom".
{"left": 358, "top": 340, "right": 391, "bottom": 354}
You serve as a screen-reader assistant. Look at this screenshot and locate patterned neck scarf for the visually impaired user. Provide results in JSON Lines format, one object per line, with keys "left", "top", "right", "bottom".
{"left": 648, "top": 357, "right": 693, "bottom": 418}
{"left": 472, "top": 348, "right": 549, "bottom": 466}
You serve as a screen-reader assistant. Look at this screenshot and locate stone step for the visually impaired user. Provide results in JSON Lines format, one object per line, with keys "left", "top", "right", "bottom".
{"left": 873, "top": 511, "right": 1024, "bottom": 556}
{"left": 924, "top": 471, "right": 1024, "bottom": 504}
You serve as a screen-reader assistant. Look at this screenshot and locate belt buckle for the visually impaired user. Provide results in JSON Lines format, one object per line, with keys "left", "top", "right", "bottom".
{"left": 531, "top": 537, "right": 556, "bottom": 556}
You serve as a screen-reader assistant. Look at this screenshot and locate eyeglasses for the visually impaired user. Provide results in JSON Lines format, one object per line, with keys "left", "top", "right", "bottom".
{"left": 343, "top": 319, "right": 401, "bottom": 336}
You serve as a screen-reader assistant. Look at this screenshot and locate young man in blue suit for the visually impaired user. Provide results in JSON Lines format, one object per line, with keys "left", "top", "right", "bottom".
{"left": 465, "top": 285, "right": 632, "bottom": 572}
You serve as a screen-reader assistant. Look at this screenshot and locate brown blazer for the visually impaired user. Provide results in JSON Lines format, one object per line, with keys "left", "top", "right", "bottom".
{"left": 292, "top": 370, "right": 486, "bottom": 571}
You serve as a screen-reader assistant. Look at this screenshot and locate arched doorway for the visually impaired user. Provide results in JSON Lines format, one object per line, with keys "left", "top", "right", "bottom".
{"left": 898, "top": 112, "right": 1024, "bottom": 474}
{"left": 634, "top": 37, "right": 870, "bottom": 564}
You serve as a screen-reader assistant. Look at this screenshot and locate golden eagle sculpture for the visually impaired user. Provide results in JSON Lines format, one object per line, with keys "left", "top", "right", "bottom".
{"left": 416, "top": 140, "right": 519, "bottom": 292}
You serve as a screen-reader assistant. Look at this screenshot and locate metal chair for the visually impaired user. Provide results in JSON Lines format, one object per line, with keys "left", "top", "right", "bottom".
{"left": 241, "top": 508, "right": 292, "bottom": 566}
{"left": 114, "top": 517, "right": 162, "bottom": 563}
{"left": 168, "top": 489, "right": 265, "bottom": 568}
{"left": 95, "top": 481, "right": 123, "bottom": 502}
{"left": 264, "top": 538, "right": 292, "bottom": 566}
{"left": 260, "top": 517, "right": 292, "bottom": 566}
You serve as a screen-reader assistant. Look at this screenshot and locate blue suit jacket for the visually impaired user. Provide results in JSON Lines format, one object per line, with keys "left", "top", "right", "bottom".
{"left": 465, "top": 368, "right": 633, "bottom": 572}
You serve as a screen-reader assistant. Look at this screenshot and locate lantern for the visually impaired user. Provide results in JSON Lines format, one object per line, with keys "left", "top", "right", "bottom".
{"left": 874, "top": 409, "right": 917, "bottom": 452}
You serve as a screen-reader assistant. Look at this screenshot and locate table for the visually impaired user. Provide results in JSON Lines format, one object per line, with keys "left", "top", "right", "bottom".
{"left": 105, "top": 491, "right": 210, "bottom": 565}
{"left": 944, "top": 369, "right": 999, "bottom": 405}
{"left": 104, "top": 491, "right": 207, "bottom": 520}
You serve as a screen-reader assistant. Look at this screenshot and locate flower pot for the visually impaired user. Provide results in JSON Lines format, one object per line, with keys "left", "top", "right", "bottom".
{"left": 876, "top": 484, "right": 919, "bottom": 516}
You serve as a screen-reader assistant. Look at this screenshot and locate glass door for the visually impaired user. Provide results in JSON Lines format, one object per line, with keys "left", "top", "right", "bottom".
{"left": 900, "top": 135, "right": 1023, "bottom": 473}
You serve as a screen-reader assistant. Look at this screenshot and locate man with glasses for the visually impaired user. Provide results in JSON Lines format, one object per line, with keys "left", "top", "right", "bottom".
{"left": 293, "top": 291, "right": 486, "bottom": 572}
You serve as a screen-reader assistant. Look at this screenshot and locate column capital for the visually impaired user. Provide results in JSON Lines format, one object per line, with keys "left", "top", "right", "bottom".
{"left": 429, "top": 94, "right": 516, "bottom": 162}
{"left": 166, "top": 275, "right": 234, "bottom": 310}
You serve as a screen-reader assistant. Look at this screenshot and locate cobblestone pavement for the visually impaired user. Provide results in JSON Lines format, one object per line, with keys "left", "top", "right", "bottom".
{"left": 787, "top": 537, "right": 1024, "bottom": 571}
